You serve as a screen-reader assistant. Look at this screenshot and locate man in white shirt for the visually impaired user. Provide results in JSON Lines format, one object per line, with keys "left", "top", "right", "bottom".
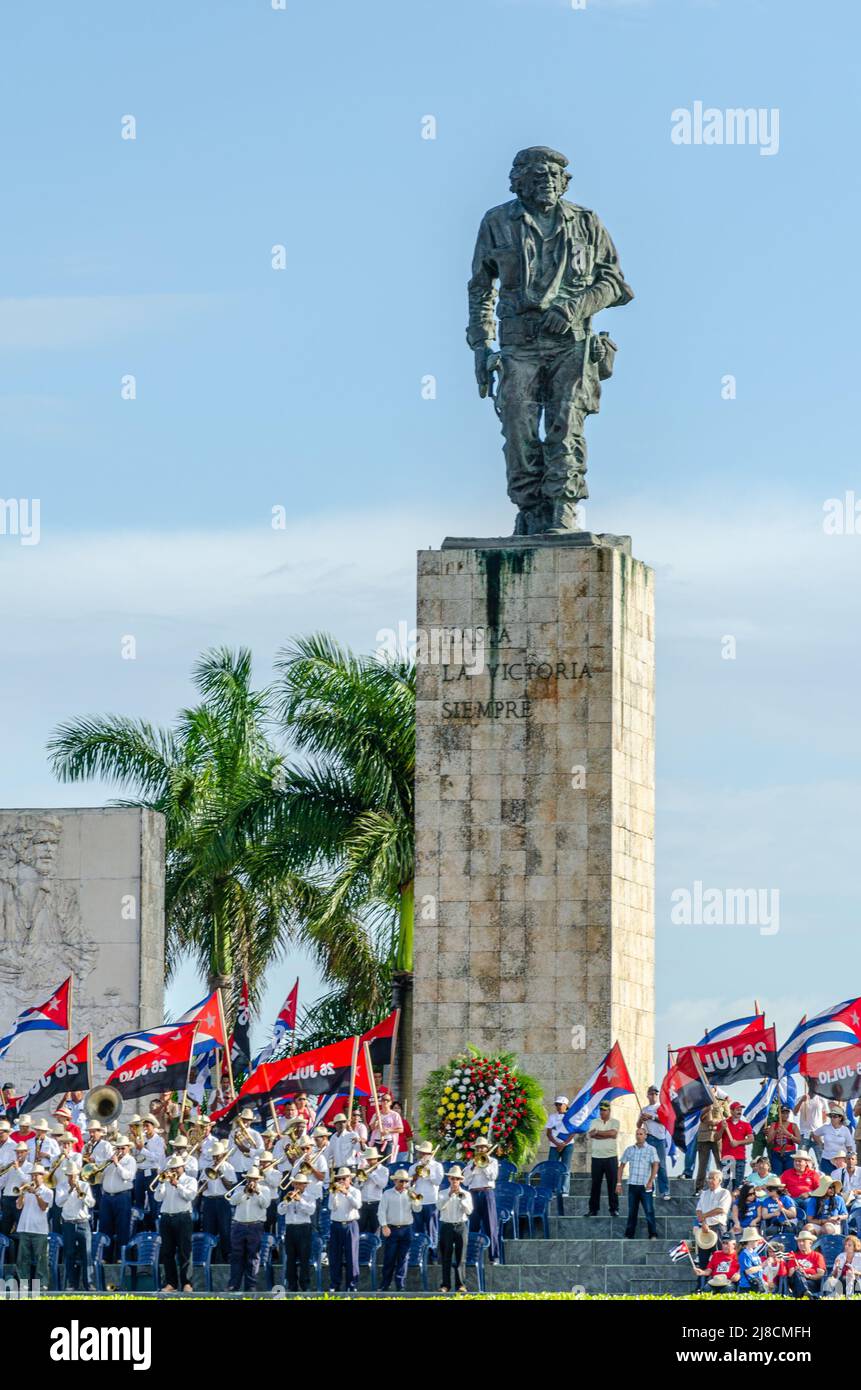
{"left": 409, "top": 1141, "right": 444, "bottom": 1252}
{"left": 99, "top": 1133, "right": 136, "bottom": 1260}
{"left": 813, "top": 1109, "right": 856, "bottom": 1175}
{"left": 794, "top": 1091, "right": 829, "bottom": 1143}
{"left": 326, "top": 1113, "right": 362, "bottom": 1171}
{"left": 463, "top": 1136, "right": 500, "bottom": 1263}
{"left": 328, "top": 1167, "right": 362, "bottom": 1292}
{"left": 56, "top": 1161, "right": 95, "bottom": 1290}
{"left": 357, "top": 1147, "right": 389, "bottom": 1233}
{"left": 32, "top": 1119, "right": 59, "bottom": 1168}
{"left": 0, "top": 1123, "right": 20, "bottom": 1237}
{"left": 639, "top": 1085, "right": 670, "bottom": 1200}
{"left": 378, "top": 1171, "right": 422, "bottom": 1291}
{"left": 16, "top": 1164, "right": 54, "bottom": 1289}
{"left": 278, "top": 1172, "right": 316, "bottom": 1292}
{"left": 694, "top": 1168, "right": 732, "bottom": 1268}
{"left": 227, "top": 1167, "right": 270, "bottom": 1291}
{"left": 842, "top": 1151, "right": 861, "bottom": 1215}
{"left": 154, "top": 1157, "right": 197, "bottom": 1292}
{"left": 437, "top": 1166, "right": 473, "bottom": 1294}
{"left": 231, "top": 1110, "right": 264, "bottom": 1175}
{"left": 545, "top": 1095, "right": 575, "bottom": 1196}
{"left": 134, "top": 1116, "right": 165, "bottom": 1230}
{"left": 1, "top": 1143, "right": 31, "bottom": 1236}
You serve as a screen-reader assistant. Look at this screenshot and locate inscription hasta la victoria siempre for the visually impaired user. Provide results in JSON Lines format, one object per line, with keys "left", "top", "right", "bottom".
{"left": 440, "top": 649, "right": 593, "bottom": 719}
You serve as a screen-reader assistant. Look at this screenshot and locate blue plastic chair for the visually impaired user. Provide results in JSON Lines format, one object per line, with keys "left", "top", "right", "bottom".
{"left": 529, "top": 1160, "right": 567, "bottom": 1219}
{"left": 118, "top": 1233, "right": 162, "bottom": 1291}
{"left": 317, "top": 1206, "right": 331, "bottom": 1243}
{"left": 48, "top": 1232, "right": 63, "bottom": 1291}
{"left": 497, "top": 1159, "right": 518, "bottom": 1184}
{"left": 91, "top": 1232, "right": 111, "bottom": 1292}
{"left": 0, "top": 1233, "right": 11, "bottom": 1274}
{"left": 516, "top": 1183, "right": 536, "bottom": 1238}
{"left": 407, "top": 1231, "right": 430, "bottom": 1291}
{"left": 817, "top": 1233, "right": 845, "bottom": 1269}
{"left": 191, "top": 1232, "right": 218, "bottom": 1292}
{"left": 358, "top": 1232, "right": 381, "bottom": 1291}
{"left": 495, "top": 1181, "right": 522, "bottom": 1241}
{"left": 465, "top": 1232, "right": 490, "bottom": 1293}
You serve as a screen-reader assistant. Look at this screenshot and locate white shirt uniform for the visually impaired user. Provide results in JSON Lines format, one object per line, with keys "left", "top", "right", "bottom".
{"left": 16, "top": 1184, "right": 54, "bottom": 1235}
{"left": 83, "top": 1138, "right": 115, "bottom": 1171}
{"left": 101, "top": 1153, "right": 137, "bottom": 1194}
{"left": 292, "top": 1152, "right": 327, "bottom": 1203}
{"left": 0, "top": 1138, "right": 18, "bottom": 1173}
{"left": 278, "top": 1192, "right": 316, "bottom": 1224}
{"left": 463, "top": 1157, "right": 498, "bottom": 1190}
{"left": 231, "top": 1128, "right": 264, "bottom": 1174}
{"left": 154, "top": 1175, "right": 197, "bottom": 1214}
{"left": 437, "top": 1187, "right": 473, "bottom": 1223}
{"left": 359, "top": 1165, "right": 389, "bottom": 1204}
{"left": 199, "top": 1162, "right": 237, "bottom": 1198}
{"left": 329, "top": 1187, "right": 362, "bottom": 1223}
{"left": 198, "top": 1134, "right": 218, "bottom": 1167}
{"left": 640, "top": 1104, "right": 665, "bottom": 1142}
{"left": 33, "top": 1137, "right": 60, "bottom": 1164}
{"left": 408, "top": 1158, "right": 444, "bottom": 1206}
{"left": 56, "top": 1180, "right": 95, "bottom": 1221}
{"left": 378, "top": 1187, "right": 422, "bottom": 1228}
{"left": 135, "top": 1135, "right": 166, "bottom": 1176}
{"left": 327, "top": 1129, "right": 362, "bottom": 1169}
{"left": 1, "top": 1160, "right": 32, "bottom": 1196}
{"left": 227, "top": 1186, "right": 270, "bottom": 1223}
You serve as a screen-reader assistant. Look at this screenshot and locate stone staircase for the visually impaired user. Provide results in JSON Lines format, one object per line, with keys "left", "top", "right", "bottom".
{"left": 485, "top": 1173, "right": 698, "bottom": 1295}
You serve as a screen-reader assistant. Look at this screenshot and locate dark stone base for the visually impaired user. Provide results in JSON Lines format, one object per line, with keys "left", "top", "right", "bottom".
{"left": 441, "top": 531, "right": 631, "bottom": 553}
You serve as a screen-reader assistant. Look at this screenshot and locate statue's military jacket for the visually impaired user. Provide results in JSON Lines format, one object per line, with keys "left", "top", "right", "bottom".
{"left": 467, "top": 197, "right": 633, "bottom": 352}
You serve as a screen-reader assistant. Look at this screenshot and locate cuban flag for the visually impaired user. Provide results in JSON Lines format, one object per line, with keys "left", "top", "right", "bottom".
{"left": 253, "top": 979, "right": 298, "bottom": 1068}
{"left": 669, "top": 1240, "right": 691, "bottom": 1263}
{"left": 558, "top": 1042, "right": 635, "bottom": 1137}
{"left": 0, "top": 977, "right": 72, "bottom": 1061}
{"left": 98, "top": 989, "right": 226, "bottom": 1073}
{"left": 779, "top": 999, "right": 861, "bottom": 1073}
{"left": 744, "top": 1077, "right": 777, "bottom": 1134}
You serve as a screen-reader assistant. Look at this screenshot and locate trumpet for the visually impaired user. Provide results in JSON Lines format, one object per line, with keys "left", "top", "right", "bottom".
{"left": 148, "top": 1167, "right": 177, "bottom": 1193}
{"left": 80, "top": 1156, "right": 114, "bottom": 1183}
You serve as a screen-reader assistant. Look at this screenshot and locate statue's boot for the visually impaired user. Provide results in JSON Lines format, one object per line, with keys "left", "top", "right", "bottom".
{"left": 545, "top": 499, "right": 581, "bottom": 535}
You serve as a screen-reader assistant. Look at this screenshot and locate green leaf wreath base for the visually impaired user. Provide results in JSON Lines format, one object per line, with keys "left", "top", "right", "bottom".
{"left": 417, "top": 1046, "right": 546, "bottom": 1169}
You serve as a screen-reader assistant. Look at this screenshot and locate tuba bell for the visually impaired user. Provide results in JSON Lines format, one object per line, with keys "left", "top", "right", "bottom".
{"left": 84, "top": 1085, "right": 124, "bottom": 1126}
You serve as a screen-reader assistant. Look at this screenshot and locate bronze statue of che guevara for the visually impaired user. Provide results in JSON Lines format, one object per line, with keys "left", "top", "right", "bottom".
{"left": 467, "top": 147, "right": 633, "bottom": 536}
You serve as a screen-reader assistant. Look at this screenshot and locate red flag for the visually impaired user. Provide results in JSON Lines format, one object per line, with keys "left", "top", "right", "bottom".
{"left": 282, "top": 980, "right": 298, "bottom": 1033}
{"left": 799, "top": 1042, "right": 861, "bottom": 1101}
{"left": 181, "top": 990, "right": 226, "bottom": 1049}
{"left": 360, "top": 1009, "right": 399, "bottom": 1068}
{"left": 11, "top": 1036, "right": 92, "bottom": 1119}
{"left": 696, "top": 1021, "right": 778, "bottom": 1086}
{"left": 658, "top": 1046, "right": 713, "bottom": 1144}
{"left": 107, "top": 1022, "right": 197, "bottom": 1102}
{"left": 213, "top": 1036, "right": 371, "bottom": 1123}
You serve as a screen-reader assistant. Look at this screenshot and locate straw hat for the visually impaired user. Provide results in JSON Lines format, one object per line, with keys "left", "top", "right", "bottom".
{"left": 708, "top": 1273, "right": 731, "bottom": 1289}
{"left": 695, "top": 1226, "right": 718, "bottom": 1250}
{"left": 739, "top": 1228, "right": 763, "bottom": 1244}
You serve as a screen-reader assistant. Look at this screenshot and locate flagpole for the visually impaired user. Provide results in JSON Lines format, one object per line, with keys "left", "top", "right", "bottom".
{"left": 180, "top": 1024, "right": 199, "bottom": 1123}
{"left": 365, "top": 1041, "right": 387, "bottom": 1156}
{"left": 346, "top": 1035, "right": 359, "bottom": 1120}
{"left": 218, "top": 989, "right": 236, "bottom": 1101}
{"left": 269, "top": 1099, "right": 283, "bottom": 1137}
{"left": 388, "top": 1007, "right": 401, "bottom": 1095}
{"left": 67, "top": 975, "right": 73, "bottom": 1052}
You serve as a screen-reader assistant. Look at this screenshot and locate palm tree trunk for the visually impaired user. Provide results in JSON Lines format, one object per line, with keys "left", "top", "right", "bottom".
{"left": 390, "top": 879, "right": 414, "bottom": 1114}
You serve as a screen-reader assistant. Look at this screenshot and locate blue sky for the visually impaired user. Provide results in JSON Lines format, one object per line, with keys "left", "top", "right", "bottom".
{"left": 1, "top": 0, "right": 860, "bottom": 1076}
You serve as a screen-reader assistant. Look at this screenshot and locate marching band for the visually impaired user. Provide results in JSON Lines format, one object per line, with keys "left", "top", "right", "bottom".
{"left": 0, "top": 1090, "right": 500, "bottom": 1295}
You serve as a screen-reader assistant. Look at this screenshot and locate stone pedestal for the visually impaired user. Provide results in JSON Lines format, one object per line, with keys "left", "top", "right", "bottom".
{"left": 412, "top": 534, "right": 654, "bottom": 1160}
{"left": 0, "top": 808, "right": 165, "bottom": 1100}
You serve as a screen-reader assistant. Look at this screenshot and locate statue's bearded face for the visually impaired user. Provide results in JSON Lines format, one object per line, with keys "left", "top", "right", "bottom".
{"left": 514, "top": 159, "right": 567, "bottom": 210}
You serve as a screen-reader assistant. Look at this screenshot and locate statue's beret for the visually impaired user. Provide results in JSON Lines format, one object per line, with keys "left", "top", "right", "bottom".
{"left": 511, "top": 146, "right": 569, "bottom": 169}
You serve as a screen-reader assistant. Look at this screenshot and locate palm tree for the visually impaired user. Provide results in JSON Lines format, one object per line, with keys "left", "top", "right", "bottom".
{"left": 255, "top": 634, "right": 416, "bottom": 1098}
{"left": 46, "top": 648, "right": 296, "bottom": 1016}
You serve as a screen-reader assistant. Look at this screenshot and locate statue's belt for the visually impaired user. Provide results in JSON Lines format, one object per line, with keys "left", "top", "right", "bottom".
{"left": 499, "top": 313, "right": 587, "bottom": 347}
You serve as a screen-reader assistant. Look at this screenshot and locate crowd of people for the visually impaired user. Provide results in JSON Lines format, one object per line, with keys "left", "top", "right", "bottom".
{"left": 563, "top": 1085, "right": 861, "bottom": 1298}
{"left": 0, "top": 1079, "right": 502, "bottom": 1295}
